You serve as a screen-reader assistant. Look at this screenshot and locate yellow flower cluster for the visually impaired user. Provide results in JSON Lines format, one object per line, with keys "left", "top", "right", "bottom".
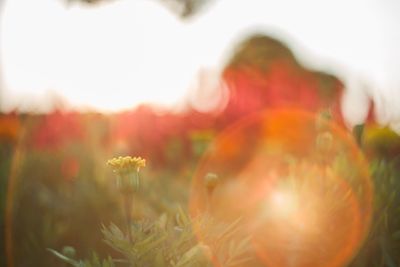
{"left": 107, "top": 156, "right": 146, "bottom": 174}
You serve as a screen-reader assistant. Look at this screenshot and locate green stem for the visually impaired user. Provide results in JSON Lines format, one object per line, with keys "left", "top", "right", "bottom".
{"left": 124, "top": 193, "right": 133, "bottom": 243}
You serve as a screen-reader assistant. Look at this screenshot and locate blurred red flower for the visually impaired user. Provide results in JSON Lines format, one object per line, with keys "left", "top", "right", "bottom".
{"left": 61, "top": 157, "right": 80, "bottom": 181}
{"left": 32, "top": 111, "right": 85, "bottom": 149}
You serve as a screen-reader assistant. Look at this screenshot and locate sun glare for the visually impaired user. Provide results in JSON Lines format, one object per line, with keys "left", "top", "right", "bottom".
{"left": 190, "top": 109, "right": 373, "bottom": 267}
{"left": 0, "top": 0, "right": 208, "bottom": 112}
{"left": 268, "top": 190, "right": 297, "bottom": 218}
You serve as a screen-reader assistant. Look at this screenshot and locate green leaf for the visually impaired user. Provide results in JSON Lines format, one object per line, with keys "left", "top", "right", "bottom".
{"left": 226, "top": 256, "right": 253, "bottom": 267}
{"left": 353, "top": 124, "right": 364, "bottom": 147}
{"left": 216, "top": 217, "right": 242, "bottom": 243}
{"left": 175, "top": 245, "right": 203, "bottom": 267}
{"left": 47, "top": 248, "right": 80, "bottom": 267}
{"left": 137, "top": 233, "right": 168, "bottom": 258}
{"left": 176, "top": 206, "right": 191, "bottom": 227}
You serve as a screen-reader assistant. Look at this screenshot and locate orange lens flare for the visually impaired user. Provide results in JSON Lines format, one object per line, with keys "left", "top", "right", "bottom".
{"left": 190, "top": 109, "right": 373, "bottom": 267}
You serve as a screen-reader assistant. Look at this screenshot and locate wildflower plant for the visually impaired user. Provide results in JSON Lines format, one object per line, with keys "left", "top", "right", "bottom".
{"left": 107, "top": 156, "right": 146, "bottom": 194}
{"left": 106, "top": 156, "right": 146, "bottom": 243}
{"left": 50, "top": 156, "right": 252, "bottom": 267}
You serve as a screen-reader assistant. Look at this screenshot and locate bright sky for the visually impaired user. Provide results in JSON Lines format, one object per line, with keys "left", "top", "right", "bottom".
{"left": 1, "top": 0, "right": 399, "bottom": 127}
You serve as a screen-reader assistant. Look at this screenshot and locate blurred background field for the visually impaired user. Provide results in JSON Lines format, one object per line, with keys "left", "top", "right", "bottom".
{"left": 1, "top": 0, "right": 400, "bottom": 267}
{"left": 1, "top": 96, "right": 400, "bottom": 267}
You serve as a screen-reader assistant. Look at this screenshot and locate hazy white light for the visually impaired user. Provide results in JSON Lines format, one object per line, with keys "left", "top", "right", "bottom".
{"left": 0, "top": 0, "right": 208, "bottom": 112}
{"left": 188, "top": 68, "right": 229, "bottom": 113}
{"left": 1, "top": 0, "right": 399, "bottom": 120}
{"left": 269, "top": 190, "right": 297, "bottom": 218}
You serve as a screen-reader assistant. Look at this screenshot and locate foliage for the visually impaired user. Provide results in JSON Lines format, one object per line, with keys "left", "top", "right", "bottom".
{"left": 47, "top": 151, "right": 252, "bottom": 267}
{"left": 48, "top": 248, "right": 116, "bottom": 267}
{"left": 9, "top": 150, "right": 122, "bottom": 267}
{"left": 2, "top": 112, "right": 400, "bottom": 267}
{"left": 50, "top": 207, "right": 252, "bottom": 267}
{"left": 350, "top": 159, "right": 400, "bottom": 267}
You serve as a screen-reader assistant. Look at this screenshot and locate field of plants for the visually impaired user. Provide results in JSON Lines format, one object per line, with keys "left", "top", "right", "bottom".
{"left": 1, "top": 34, "right": 400, "bottom": 267}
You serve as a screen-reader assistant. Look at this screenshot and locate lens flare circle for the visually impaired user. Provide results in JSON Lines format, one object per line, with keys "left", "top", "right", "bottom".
{"left": 190, "top": 109, "right": 372, "bottom": 267}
